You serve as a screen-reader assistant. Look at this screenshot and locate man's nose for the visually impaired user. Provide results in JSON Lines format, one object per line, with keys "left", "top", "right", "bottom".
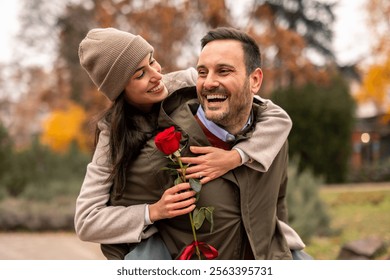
{"left": 203, "top": 73, "right": 219, "bottom": 90}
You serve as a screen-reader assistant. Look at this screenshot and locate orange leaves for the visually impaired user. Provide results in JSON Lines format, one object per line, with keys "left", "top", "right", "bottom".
{"left": 40, "top": 102, "right": 88, "bottom": 153}
{"left": 197, "top": 0, "right": 228, "bottom": 27}
{"left": 353, "top": 0, "right": 390, "bottom": 119}
{"left": 356, "top": 57, "right": 390, "bottom": 104}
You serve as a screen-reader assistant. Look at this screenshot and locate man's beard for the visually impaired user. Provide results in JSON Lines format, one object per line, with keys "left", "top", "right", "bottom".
{"left": 201, "top": 86, "right": 229, "bottom": 125}
{"left": 201, "top": 79, "right": 251, "bottom": 130}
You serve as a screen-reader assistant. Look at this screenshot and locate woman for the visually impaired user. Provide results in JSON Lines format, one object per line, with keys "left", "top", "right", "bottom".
{"left": 74, "top": 28, "right": 294, "bottom": 256}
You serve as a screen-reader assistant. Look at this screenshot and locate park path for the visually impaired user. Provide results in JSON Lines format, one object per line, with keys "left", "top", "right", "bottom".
{"left": 0, "top": 231, "right": 105, "bottom": 260}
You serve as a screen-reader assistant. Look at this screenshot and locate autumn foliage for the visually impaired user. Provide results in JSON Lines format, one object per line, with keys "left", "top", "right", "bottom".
{"left": 4, "top": 0, "right": 338, "bottom": 154}
{"left": 354, "top": 0, "right": 390, "bottom": 120}
{"left": 40, "top": 102, "right": 89, "bottom": 153}
{"left": 355, "top": 57, "right": 390, "bottom": 118}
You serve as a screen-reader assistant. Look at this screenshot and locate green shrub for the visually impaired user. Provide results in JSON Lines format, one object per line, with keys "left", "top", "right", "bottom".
{"left": 287, "top": 160, "right": 332, "bottom": 242}
{"left": 272, "top": 76, "right": 356, "bottom": 183}
{"left": 0, "top": 124, "right": 18, "bottom": 198}
{"left": 0, "top": 197, "right": 76, "bottom": 231}
{"left": 0, "top": 136, "right": 90, "bottom": 201}
{"left": 348, "top": 158, "right": 390, "bottom": 182}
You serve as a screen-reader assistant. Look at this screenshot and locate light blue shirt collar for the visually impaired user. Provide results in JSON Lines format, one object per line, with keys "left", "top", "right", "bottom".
{"left": 196, "top": 106, "right": 252, "bottom": 142}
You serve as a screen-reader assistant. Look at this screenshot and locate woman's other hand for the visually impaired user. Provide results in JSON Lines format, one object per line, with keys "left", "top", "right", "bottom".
{"left": 148, "top": 183, "right": 196, "bottom": 222}
{"left": 180, "top": 146, "right": 241, "bottom": 184}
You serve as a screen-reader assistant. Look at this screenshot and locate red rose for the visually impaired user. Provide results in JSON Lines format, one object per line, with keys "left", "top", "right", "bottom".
{"left": 155, "top": 126, "right": 182, "bottom": 155}
{"left": 155, "top": 126, "right": 217, "bottom": 260}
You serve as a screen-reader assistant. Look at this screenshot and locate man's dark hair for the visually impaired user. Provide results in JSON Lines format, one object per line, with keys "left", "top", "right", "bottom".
{"left": 200, "top": 27, "right": 262, "bottom": 74}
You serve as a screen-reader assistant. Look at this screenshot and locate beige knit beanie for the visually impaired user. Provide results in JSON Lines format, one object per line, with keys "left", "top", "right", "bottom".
{"left": 79, "top": 28, "right": 154, "bottom": 101}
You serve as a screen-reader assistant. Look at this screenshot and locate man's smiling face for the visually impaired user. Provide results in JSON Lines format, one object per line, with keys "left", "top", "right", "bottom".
{"left": 196, "top": 39, "right": 253, "bottom": 132}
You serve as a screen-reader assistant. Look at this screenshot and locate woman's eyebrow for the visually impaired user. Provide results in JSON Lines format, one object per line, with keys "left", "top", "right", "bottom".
{"left": 133, "top": 65, "right": 145, "bottom": 75}
{"left": 135, "top": 53, "right": 153, "bottom": 73}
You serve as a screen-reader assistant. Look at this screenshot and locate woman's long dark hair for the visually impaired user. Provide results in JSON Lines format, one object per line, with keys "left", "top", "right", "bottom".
{"left": 95, "top": 93, "right": 159, "bottom": 199}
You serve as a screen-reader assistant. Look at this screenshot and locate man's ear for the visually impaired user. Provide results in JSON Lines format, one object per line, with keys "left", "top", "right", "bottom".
{"left": 250, "top": 68, "right": 263, "bottom": 94}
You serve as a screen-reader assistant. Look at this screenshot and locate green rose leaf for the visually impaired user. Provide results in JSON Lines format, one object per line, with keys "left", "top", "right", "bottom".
{"left": 174, "top": 176, "right": 184, "bottom": 185}
{"left": 193, "top": 207, "right": 214, "bottom": 232}
{"left": 189, "top": 178, "right": 202, "bottom": 193}
{"left": 205, "top": 207, "right": 215, "bottom": 233}
{"left": 193, "top": 208, "right": 205, "bottom": 230}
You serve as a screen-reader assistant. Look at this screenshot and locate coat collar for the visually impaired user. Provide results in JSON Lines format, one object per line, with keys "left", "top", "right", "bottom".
{"left": 158, "top": 86, "right": 268, "bottom": 145}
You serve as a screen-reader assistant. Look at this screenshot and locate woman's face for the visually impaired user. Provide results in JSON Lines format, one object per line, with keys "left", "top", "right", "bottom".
{"left": 124, "top": 53, "right": 168, "bottom": 112}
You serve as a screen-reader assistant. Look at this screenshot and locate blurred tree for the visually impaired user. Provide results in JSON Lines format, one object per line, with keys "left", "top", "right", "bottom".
{"left": 57, "top": 4, "right": 96, "bottom": 105}
{"left": 7, "top": 66, "right": 57, "bottom": 149}
{"left": 255, "top": 0, "right": 335, "bottom": 59}
{"left": 16, "top": 0, "right": 65, "bottom": 66}
{"left": 56, "top": 2, "right": 109, "bottom": 140}
{"left": 366, "top": 0, "right": 389, "bottom": 60}
{"left": 272, "top": 75, "right": 356, "bottom": 183}
{"left": 355, "top": 58, "right": 390, "bottom": 119}
{"left": 191, "top": 0, "right": 229, "bottom": 28}
{"left": 246, "top": 0, "right": 335, "bottom": 95}
{"left": 0, "top": 125, "right": 14, "bottom": 199}
{"left": 0, "top": 65, "right": 12, "bottom": 135}
{"left": 40, "top": 101, "right": 88, "bottom": 153}
{"left": 11, "top": 0, "right": 339, "bottom": 152}
{"left": 121, "top": 1, "right": 191, "bottom": 73}
{"left": 355, "top": 0, "right": 390, "bottom": 120}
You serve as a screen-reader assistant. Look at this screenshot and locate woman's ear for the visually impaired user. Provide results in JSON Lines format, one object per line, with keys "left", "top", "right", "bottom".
{"left": 250, "top": 68, "right": 263, "bottom": 94}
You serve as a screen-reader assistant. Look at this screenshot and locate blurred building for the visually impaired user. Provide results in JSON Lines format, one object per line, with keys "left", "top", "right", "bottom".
{"left": 340, "top": 65, "right": 390, "bottom": 172}
{"left": 351, "top": 101, "right": 390, "bottom": 169}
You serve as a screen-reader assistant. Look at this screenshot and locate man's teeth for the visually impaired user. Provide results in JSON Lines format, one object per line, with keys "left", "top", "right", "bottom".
{"left": 206, "top": 95, "right": 228, "bottom": 101}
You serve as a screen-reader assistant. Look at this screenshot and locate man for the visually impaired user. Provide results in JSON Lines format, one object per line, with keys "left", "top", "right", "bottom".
{"left": 101, "top": 27, "right": 297, "bottom": 259}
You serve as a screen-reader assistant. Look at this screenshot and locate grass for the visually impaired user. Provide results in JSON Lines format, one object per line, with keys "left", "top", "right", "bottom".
{"left": 305, "top": 183, "right": 390, "bottom": 259}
